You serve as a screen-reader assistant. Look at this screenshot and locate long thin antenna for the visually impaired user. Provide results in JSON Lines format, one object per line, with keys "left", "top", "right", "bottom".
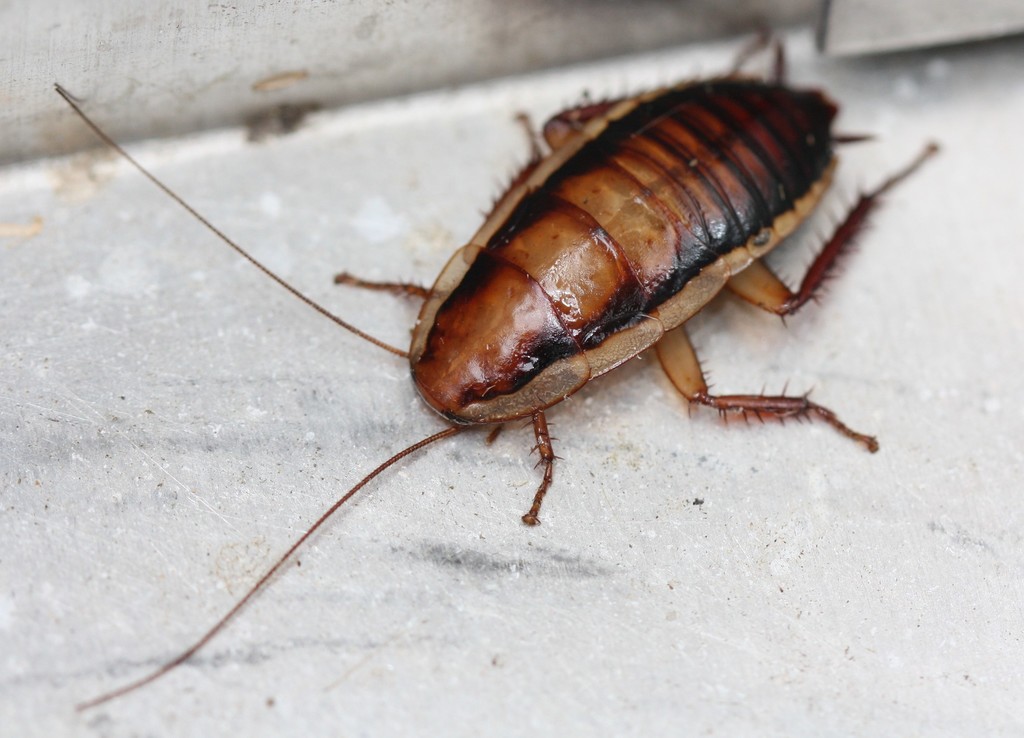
{"left": 76, "top": 425, "right": 463, "bottom": 711}
{"left": 54, "top": 83, "right": 408, "bottom": 359}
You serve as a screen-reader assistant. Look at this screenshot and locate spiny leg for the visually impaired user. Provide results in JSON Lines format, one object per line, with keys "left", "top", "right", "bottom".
{"left": 514, "top": 112, "right": 544, "bottom": 161}
{"left": 485, "top": 117, "right": 545, "bottom": 218}
{"left": 522, "top": 411, "right": 556, "bottom": 526}
{"left": 655, "top": 324, "right": 879, "bottom": 452}
{"left": 728, "top": 143, "right": 939, "bottom": 316}
{"left": 332, "top": 272, "right": 430, "bottom": 300}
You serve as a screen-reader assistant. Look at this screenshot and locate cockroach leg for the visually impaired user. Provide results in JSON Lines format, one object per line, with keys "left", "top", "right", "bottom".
{"left": 521, "top": 411, "right": 555, "bottom": 526}
{"left": 485, "top": 426, "right": 504, "bottom": 446}
{"left": 514, "top": 112, "right": 545, "bottom": 161}
{"left": 728, "top": 143, "right": 939, "bottom": 316}
{"left": 727, "top": 28, "right": 784, "bottom": 80}
{"left": 725, "top": 260, "right": 792, "bottom": 314}
{"left": 655, "top": 325, "right": 879, "bottom": 452}
{"left": 770, "top": 37, "right": 787, "bottom": 84}
{"left": 332, "top": 272, "right": 430, "bottom": 300}
{"left": 728, "top": 29, "right": 769, "bottom": 75}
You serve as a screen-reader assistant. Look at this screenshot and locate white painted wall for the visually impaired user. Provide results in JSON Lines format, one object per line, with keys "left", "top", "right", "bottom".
{"left": 2, "top": 0, "right": 816, "bottom": 165}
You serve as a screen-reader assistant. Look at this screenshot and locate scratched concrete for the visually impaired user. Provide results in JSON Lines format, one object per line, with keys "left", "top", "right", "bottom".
{"left": 2, "top": 31, "right": 1023, "bottom": 738}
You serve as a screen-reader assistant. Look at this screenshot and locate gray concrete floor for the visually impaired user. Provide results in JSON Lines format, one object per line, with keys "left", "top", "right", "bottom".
{"left": 2, "top": 31, "right": 1023, "bottom": 737}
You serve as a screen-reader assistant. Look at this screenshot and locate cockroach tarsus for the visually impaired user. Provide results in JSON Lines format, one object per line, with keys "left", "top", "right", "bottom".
{"left": 56, "top": 39, "right": 937, "bottom": 711}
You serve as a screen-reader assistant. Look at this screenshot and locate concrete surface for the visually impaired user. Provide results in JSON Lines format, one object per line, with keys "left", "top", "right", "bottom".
{"left": 819, "top": 0, "right": 1024, "bottom": 55}
{"left": 2, "top": 31, "right": 1023, "bottom": 737}
{"left": 1, "top": 0, "right": 817, "bottom": 165}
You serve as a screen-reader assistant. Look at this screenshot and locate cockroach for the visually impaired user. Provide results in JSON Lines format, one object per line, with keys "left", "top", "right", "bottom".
{"left": 57, "top": 41, "right": 937, "bottom": 710}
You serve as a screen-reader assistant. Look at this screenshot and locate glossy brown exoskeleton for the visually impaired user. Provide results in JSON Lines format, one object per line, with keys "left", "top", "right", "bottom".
{"left": 410, "top": 77, "right": 934, "bottom": 523}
